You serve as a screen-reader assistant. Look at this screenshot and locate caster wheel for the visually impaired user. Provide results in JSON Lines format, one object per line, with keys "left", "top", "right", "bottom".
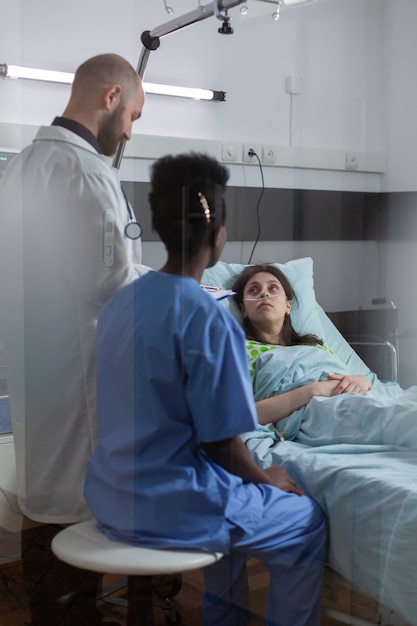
{"left": 152, "top": 573, "right": 182, "bottom": 598}
{"left": 165, "top": 609, "right": 181, "bottom": 625}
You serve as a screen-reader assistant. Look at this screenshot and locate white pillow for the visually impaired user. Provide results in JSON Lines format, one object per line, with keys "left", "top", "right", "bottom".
{"left": 201, "top": 257, "right": 326, "bottom": 342}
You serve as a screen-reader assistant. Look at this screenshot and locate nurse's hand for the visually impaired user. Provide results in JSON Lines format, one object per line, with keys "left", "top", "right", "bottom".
{"left": 264, "top": 466, "right": 304, "bottom": 496}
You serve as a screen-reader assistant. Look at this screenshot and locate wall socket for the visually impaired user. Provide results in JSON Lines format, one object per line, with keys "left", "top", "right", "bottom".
{"left": 243, "top": 144, "right": 262, "bottom": 163}
{"left": 285, "top": 76, "right": 303, "bottom": 95}
{"left": 222, "top": 142, "right": 240, "bottom": 162}
{"left": 220, "top": 143, "right": 277, "bottom": 165}
{"left": 262, "top": 145, "right": 277, "bottom": 165}
{"left": 345, "top": 152, "right": 359, "bottom": 170}
{"left": 220, "top": 143, "right": 365, "bottom": 171}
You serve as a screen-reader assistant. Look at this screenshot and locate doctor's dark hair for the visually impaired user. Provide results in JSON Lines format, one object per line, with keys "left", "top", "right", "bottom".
{"left": 232, "top": 264, "right": 323, "bottom": 347}
{"left": 149, "top": 152, "right": 229, "bottom": 258}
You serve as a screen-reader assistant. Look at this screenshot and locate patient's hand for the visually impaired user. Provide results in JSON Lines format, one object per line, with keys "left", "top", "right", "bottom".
{"left": 326, "top": 374, "right": 372, "bottom": 395}
{"left": 264, "top": 466, "right": 304, "bottom": 496}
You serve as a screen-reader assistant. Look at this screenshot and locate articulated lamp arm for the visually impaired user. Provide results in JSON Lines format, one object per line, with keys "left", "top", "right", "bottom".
{"left": 113, "top": 0, "right": 283, "bottom": 168}
{"left": 112, "top": 0, "right": 246, "bottom": 168}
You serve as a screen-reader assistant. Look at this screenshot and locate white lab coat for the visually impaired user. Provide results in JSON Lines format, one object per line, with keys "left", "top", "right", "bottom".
{"left": 0, "top": 126, "right": 150, "bottom": 523}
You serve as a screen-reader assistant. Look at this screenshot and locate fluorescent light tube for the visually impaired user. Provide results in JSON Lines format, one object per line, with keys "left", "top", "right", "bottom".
{"left": 0, "top": 64, "right": 225, "bottom": 101}
{"left": 282, "top": 0, "right": 315, "bottom": 5}
{"left": 2, "top": 64, "right": 74, "bottom": 83}
{"left": 142, "top": 82, "right": 223, "bottom": 101}
{"left": 247, "top": 0, "right": 315, "bottom": 4}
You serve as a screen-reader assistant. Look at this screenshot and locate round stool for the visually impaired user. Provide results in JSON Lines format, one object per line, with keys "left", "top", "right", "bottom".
{"left": 51, "top": 520, "right": 222, "bottom": 625}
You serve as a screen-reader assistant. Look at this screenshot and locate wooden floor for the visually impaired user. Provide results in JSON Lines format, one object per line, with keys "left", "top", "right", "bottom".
{"left": 96, "top": 563, "right": 354, "bottom": 625}
{"left": 0, "top": 549, "right": 380, "bottom": 626}
{"left": 0, "top": 485, "right": 400, "bottom": 626}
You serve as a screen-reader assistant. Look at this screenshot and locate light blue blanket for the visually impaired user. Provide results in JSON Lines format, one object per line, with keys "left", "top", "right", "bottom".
{"left": 243, "top": 342, "right": 417, "bottom": 624}
{"left": 244, "top": 342, "right": 417, "bottom": 450}
{"left": 247, "top": 438, "right": 417, "bottom": 626}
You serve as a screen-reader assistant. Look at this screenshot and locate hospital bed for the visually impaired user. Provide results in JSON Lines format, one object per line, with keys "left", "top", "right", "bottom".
{"left": 327, "top": 303, "right": 400, "bottom": 384}
{"left": 201, "top": 257, "right": 416, "bottom": 626}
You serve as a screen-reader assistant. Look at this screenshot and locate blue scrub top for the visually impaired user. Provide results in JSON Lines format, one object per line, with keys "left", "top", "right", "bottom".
{"left": 84, "top": 272, "right": 264, "bottom": 552}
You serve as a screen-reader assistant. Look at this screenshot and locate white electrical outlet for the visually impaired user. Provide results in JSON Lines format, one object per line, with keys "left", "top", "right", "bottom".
{"left": 345, "top": 152, "right": 359, "bottom": 170}
{"left": 243, "top": 144, "right": 261, "bottom": 163}
{"left": 222, "top": 142, "right": 240, "bottom": 162}
{"left": 262, "top": 145, "right": 277, "bottom": 165}
{"left": 285, "top": 76, "right": 303, "bottom": 95}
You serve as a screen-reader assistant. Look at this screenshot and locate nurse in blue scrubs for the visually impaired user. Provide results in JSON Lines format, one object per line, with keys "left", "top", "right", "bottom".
{"left": 84, "top": 152, "right": 326, "bottom": 626}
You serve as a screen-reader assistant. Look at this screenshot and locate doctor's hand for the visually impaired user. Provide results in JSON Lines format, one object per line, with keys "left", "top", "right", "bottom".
{"left": 326, "top": 374, "right": 372, "bottom": 395}
{"left": 264, "top": 466, "right": 304, "bottom": 496}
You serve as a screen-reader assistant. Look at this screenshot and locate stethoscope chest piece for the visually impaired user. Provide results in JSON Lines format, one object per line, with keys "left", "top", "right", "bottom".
{"left": 121, "top": 186, "right": 143, "bottom": 240}
{"left": 125, "top": 220, "right": 142, "bottom": 240}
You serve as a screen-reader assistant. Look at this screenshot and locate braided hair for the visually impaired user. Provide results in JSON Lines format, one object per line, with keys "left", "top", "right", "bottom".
{"left": 149, "top": 152, "right": 229, "bottom": 259}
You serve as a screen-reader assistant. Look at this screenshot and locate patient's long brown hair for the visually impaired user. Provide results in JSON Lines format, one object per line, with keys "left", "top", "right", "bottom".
{"left": 232, "top": 264, "right": 323, "bottom": 346}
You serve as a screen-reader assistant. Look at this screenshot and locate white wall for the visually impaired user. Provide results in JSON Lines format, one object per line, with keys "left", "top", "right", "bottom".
{"left": 381, "top": 0, "right": 417, "bottom": 193}
{"left": 0, "top": 0, "right": 386, "bottom": 191}
{"left": 2, "top": 0, "right": 416, "bottom": 191}
{"left": 378, "top": 0, "right": 417, "bottom": 384}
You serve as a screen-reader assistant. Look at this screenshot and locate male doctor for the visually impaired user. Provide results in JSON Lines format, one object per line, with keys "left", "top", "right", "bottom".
{"left": 0, "top": 53, "right": 146, "bottom": 625}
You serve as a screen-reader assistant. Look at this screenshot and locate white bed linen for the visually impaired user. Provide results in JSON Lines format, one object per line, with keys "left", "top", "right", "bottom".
{"left": 202, "top": 258, "right": 416, "bottom": 625}
{"left": 246, "top": 438, "right": 417, "bottom": 626}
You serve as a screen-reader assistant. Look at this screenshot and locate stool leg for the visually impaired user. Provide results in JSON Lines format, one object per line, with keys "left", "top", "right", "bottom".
{"left": 127, "top": 575, "right": 153, "bottom": 626}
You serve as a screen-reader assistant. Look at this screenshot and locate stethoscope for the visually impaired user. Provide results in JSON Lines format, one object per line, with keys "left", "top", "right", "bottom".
{"left": 121, "top": 188, "right": 143, "bottom": 240}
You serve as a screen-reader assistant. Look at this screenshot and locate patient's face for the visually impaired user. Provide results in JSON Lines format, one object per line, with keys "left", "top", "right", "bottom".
{"left": 241, "top": 272, "right": 292, "bottom": 328}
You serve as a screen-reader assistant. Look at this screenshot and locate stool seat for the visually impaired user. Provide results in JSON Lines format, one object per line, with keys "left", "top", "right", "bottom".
{"left": 51, "top": 519, "right": 223, "bottom": 625}
{"left": 51, "top": 519, "right": 223, "bottom": 575}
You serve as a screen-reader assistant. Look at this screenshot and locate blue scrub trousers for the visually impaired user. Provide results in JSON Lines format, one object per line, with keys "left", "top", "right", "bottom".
{"left": 203, "top": 485, "right": 326, "bottom": 626}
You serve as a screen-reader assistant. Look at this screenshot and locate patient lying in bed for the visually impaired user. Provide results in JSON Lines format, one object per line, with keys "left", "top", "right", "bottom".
{"left": 216, "top": 260, "right": 417, "bottom": 626}
{"left": 232, "top": 263, "right": 417, "bottom": 450}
